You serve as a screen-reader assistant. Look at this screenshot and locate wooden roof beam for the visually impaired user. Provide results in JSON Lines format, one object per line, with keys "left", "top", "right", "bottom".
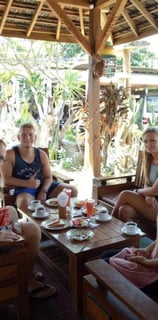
{"left": 95, "top": 0, "right": 128, "bottom": 54}
{"left": 95, "top": 0, "right": 115, "bottom": 10}
{"left": 56, "top": 17, "right": 62, "bottom": 40}
{"left": 131, "top": 0, "right": 158, "bottom": 30}
{"left": 56, "top": 4, "right": 64, "bottom": 40}
{"left": 49, "top": 0, "right": 89, "bottom": 9}
{"left": 79, "top": 8, "right": 85, "bottom": 36}
{"left": 100, "top": 11, "right": 113, "bottom": 45}
{"left": 27, "top": 0, "right": 45, "bottom": 37}
{"left": 47, "top": 0, "right": 91, "bottom": 54}
{"left": 122, "top": 8, "right": 138, "bottom": 37}
{"left": 0, "top": 0, "right": 13, "bottom": 34}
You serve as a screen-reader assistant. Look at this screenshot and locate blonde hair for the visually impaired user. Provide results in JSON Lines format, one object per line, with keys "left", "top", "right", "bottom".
{"left": 143, "top": 126, "right": 158, "bottom": 186}
{"left": 19, "top": 123, "right": 35, "bottom": 133}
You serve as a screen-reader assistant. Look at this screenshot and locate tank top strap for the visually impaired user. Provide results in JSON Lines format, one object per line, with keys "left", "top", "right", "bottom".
{"left": 34, "top": 147, "right": 41, "bottom": 164}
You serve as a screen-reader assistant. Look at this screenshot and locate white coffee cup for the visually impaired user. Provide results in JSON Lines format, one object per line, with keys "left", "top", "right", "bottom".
{"left": 30, "top": 200, "right": 41, "bottom": 210}
{"left": 35, "top": 205, "right": 45, "bottom": 217}
{"left": 125, "top": 221, "right": 137, "bottom": 234}
{"left": 98, "top": 208, "right": 109, "bottom": 221}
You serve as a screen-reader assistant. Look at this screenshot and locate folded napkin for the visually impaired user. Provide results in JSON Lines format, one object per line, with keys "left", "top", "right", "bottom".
{"left": 71, "top": 208, "right": 83, "bottom": 217}
{"left": 88, "top": 221, "right": 99, "bottom": 228}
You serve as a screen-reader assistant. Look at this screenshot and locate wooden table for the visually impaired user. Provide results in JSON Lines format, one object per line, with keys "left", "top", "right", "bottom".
{"left": 19, "top": 206, "right": 144, "bottom": 314}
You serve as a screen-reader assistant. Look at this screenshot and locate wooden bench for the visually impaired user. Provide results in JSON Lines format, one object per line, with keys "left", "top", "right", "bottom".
{"left": 51, "top": 169, "right": 74, "bottom": 184}
{"left": 39, "top": 148, "right": 74, "bottom": 184}
{"left": 83, "top": 259, "right": 158, "bottom": 320}
{"left": 93, "top": 150, "right": 144, "bottom": 206}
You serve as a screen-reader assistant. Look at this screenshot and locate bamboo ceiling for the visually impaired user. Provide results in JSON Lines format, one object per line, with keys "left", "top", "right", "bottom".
{"left": 0, "top": 0, "right": 158, "bottom": 55}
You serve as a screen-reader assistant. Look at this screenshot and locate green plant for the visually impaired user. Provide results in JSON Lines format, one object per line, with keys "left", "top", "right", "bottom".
{"left": 61, "top": 157, "right": 73, "bottom": 169}
{"left": 64, "top": 125, "right": 77, "bottom": 142}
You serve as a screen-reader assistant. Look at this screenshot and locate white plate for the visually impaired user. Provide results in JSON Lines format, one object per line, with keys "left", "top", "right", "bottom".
{"left": 41, "top": 218, "right": 70, "bottom": 230}
{"left": 95, "top": 214, "right": 112, "bottom": 222}
{"left": 32, "top": 211, "right": 49, "bottom": 219}
{"left": 121, "top": 226, "right": 141, "bottom": 236}
{"left": 71, "top": 218, "right": 88, "bottom": 228}
{"left": 67, "top": 229, "right": 94, "bottom": 241}
{"left": 45, "top": 198, "right": 58, "bottom": 207}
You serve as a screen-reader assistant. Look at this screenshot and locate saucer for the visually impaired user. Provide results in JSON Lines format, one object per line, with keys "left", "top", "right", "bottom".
{"left": 121, "top": 226, "right": 140, "bottom": 236}
{"left": 28, "top": 204, "right": 35, "bottom": 211}
{"left": 95, "top": 214, "right": 112, "bottom": 222}
{"left": 32, "top": 211, "right": 49, "bottom": 219}
{"left": 45, "top": 198, "right": 58, "bottom": 207}
{"left": 67, "top": 229, "right": 94, "bottom": 241}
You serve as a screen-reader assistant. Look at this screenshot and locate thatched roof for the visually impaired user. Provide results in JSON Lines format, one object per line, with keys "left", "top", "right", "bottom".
{"left": 1, "top": 1, "right": 158, "bottom": 54}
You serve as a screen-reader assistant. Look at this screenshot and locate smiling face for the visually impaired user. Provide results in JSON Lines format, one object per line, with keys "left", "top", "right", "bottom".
{"left": 143, "top": 131, "right": 158, "bottom": 155}
{"left": 18, "top": 125, "right": 37, "bottom": 148}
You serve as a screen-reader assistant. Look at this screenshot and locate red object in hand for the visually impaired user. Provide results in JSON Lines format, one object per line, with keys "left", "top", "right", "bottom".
{"left": 0, "top": 207, "right": 9, "bottom": 226}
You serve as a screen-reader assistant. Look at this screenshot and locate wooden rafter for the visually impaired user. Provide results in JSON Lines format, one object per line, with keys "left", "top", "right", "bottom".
{"left": 122, "top": 8, "right": 138, "bottom": 37}
{"left": 47, "top": 0, "right": 91, "bottom": 53}
{"left": 79, "top": 7, "right": 85, "bottom": 36}
{"left": 131, "top": 0, "right": 158, "bottom": 30}
{"left": 27, "top": 0, "right": 45, "bottom": 37}
{"left": 95, "top": 0, "right": 128, "bottom": 54}
{"left": 0, "top": 0, "right": 13, "bottom": 34}
{"left": 0, "top": 1, "right": 157, "bottom": 48}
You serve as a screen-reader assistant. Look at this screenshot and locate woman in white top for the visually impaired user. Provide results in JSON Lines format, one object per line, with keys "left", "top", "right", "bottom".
{"left": 112, "top": 126, "right": 158, "bottom": 222}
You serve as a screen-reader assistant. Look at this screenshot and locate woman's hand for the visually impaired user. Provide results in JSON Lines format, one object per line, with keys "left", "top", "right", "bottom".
{"left": 127, "top": 248, "right": 150, "bottom": 258}
{"left": 0, "top": 229, "right": 19, "bottom": 242}
{"left": 127, "top": 254, "right": 147, "bottom": 265}
{"left": 145, "top": 196, "right": 157, "bottom": 208}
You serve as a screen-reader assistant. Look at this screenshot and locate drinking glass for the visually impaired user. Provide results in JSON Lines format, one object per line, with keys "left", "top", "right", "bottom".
{"left": 86, "top": 199, "right": 95, "bottom": 222}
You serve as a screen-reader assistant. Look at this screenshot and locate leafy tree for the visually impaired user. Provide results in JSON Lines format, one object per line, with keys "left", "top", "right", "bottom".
{"left": 130, "top": 47, "right": 157, "bottom": 68}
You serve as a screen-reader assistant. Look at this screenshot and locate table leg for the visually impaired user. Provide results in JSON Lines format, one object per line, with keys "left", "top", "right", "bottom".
{"left": 69, "top": 254, "right": 84, "bottom": 314}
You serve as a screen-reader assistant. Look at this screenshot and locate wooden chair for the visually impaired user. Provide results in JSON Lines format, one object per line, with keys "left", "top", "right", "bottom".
{"left": 0, "top": 240, "right": 29, "bottom": 320}
{"left": 92, "top": 151, "right": 156, "bottom": 239}
{"left": 83, "top": 259, "right": 158, "bottom": 320}
{"left": 93, "top": 150, "right": 144, "bottom": 209}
